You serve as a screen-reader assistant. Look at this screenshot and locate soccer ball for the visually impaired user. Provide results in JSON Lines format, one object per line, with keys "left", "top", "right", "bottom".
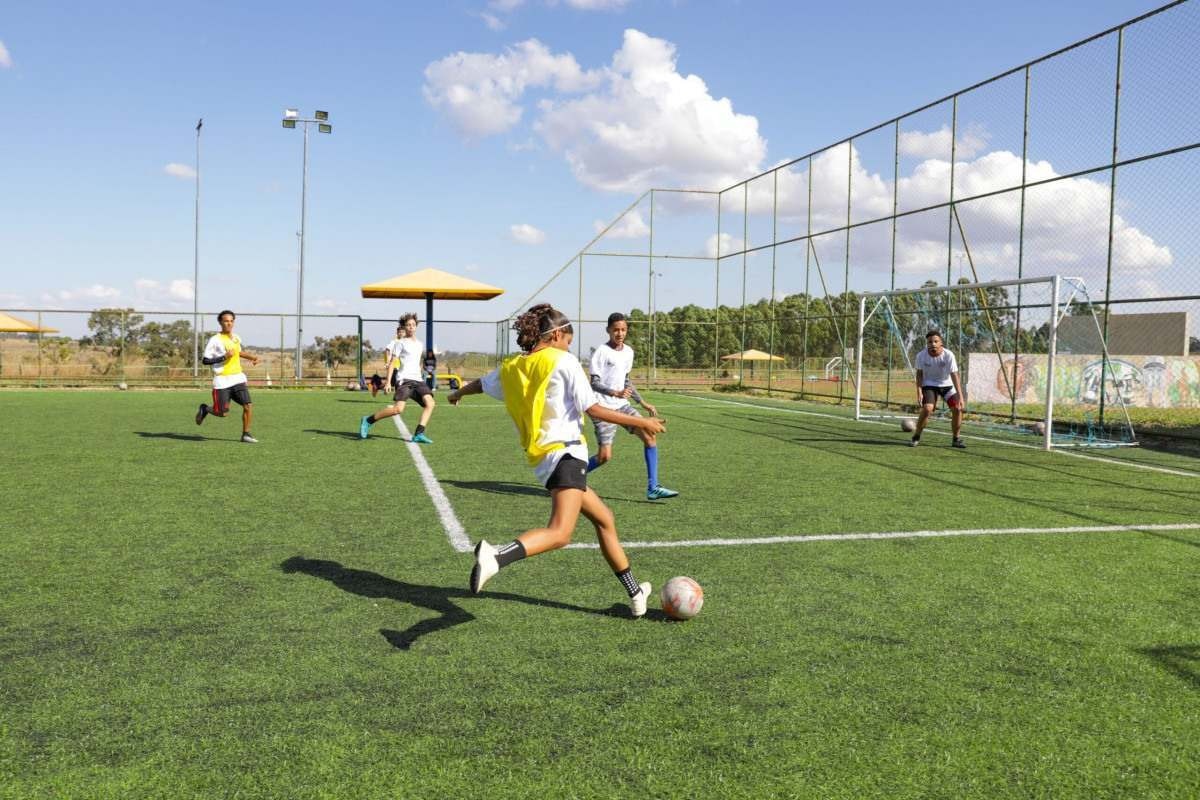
{"left": 900, "top": 418, "right": 916, "bottom": 433}
{"left": 117, "top": 382, "right": 128, "bottom": 391}
{"left": 661, "top": 576, "right": 704, "bottom": 620}
{"left": 1033, "top": 421, "right": 1046, "bottom": 435}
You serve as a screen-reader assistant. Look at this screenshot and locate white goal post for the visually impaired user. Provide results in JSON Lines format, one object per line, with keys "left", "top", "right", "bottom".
{"left": 853, "top": 275, "right": 1136, "bottom": 450}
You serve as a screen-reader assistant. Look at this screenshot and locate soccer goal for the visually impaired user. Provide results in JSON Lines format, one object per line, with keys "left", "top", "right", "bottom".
{"left": 853, "top": 275, "right": 1137, "bottom": 450}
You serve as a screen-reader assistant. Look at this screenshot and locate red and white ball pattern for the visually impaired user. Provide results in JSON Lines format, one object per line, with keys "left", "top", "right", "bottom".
{"left": 661, "top": 576, "right": 704, "bottom": 620}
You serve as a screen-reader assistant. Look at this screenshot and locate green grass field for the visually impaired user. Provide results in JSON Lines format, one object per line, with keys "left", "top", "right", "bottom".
{"left": 2, "top": 389, "right": 1199, "bottom": 799}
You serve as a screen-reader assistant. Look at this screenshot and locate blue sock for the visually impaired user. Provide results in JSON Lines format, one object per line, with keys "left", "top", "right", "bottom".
{"left": 587, "top": 455, "right": 601, "bottom": 473}
{"left": 644, "top": 446, "right": 658, "bottom": 491}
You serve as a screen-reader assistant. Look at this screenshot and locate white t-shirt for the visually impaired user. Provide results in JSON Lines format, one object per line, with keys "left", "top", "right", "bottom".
{"left": 203, "top": 333, "right": 247, "bottom": 390}
{"left": 589, "top": 342, "right": 636, "bottom": 410}
{"left": 481, "top": 351, "right": 598, "bottom": 486}
{"left": 385, "top": 337, "right": 424, "bottom": 382}
{"left": 915, "top": 347, "right": 958, "bottom": 388}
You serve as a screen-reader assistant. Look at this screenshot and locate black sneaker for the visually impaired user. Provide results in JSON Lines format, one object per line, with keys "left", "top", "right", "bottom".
{"left": 909, "top": 435, "right": 920, "bottom": 447}
{"left": 195, "top": 403, "right": 209, "bottom": 425}
{"left": 952, "top": 438, "right": 966, "bottom": 449}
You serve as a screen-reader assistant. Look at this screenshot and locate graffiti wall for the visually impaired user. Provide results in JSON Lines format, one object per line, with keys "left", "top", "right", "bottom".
{"left": 967, "top": 353, "right": 1200, "bottom": 408}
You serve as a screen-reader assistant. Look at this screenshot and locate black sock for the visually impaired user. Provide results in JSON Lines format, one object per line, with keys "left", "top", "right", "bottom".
{"left": 415, "top": 424, "right": 426, "bottom": 436}
{"left": 615, "top": 567, "right": 641, "bottom": 598}
{"left": 496, "top": 540, "right": 526, "bottom": 568}
{"left": 367, "top": 414, "right": 378, "bottom": 424}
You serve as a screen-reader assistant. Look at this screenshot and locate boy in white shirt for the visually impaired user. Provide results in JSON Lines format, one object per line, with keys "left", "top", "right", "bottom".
{"left": 911, "top": 330, "right": 966, "bottom": 449}
{"left": 195, "top": 309, "right": 260, "bottom": 443}
{"left": 359, "top": 313, "right": 436, "bottom": 444}
{"left": 587, "top": 312, "right": 678, "bottom": 500}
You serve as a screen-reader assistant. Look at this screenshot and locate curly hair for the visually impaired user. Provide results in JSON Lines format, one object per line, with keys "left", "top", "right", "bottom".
{"left": 398, "top": 313, "right": 419, "bottom": 329}
{"left": 513, "top": 303, "right": 573, "bottom": 352}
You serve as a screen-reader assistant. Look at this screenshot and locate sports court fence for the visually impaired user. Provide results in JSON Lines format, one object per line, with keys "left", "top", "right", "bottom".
{"left": 500, "top": 0, "right": 1200, "bottom": 439}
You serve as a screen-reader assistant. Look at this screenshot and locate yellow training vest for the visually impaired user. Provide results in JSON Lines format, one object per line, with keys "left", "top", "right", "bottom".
{"left": 218, "top": 334, "right": 242, "bottom": 376}
{"left": 499, "top": 348, "right": 586, "bottom": 466}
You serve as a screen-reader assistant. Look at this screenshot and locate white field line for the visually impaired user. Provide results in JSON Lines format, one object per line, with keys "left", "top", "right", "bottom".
{"left": 561, "top": 522, "right": 1200, "bottom": 550}
{"left": 669, "top": 393, "right": 1200, "bottom": 479}
{"left": 391, "top": 416, "right": 473, "bottom": 552}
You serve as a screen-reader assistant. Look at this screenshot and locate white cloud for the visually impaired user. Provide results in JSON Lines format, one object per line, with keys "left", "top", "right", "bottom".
{"left": 510, "top": 223, "right": 547, "bottom": 244}
{"left": 315, "top": 298, "right": 339, "bottom": 310}
{"left": 164, "top": 163, "right": 197, "bottom": 179}
{"left": 0, "top": 292, "right": 27, "bottom": 306}
{"left": 0, "top": 41, "right": 12, "bottom": 69}
{"left": 133, "top": 278, "right": 194, "bottom": 308}
{"left": 536, "top": 30, "right": 766, "bottom": 192}
{"left": 40, "top": 285, "right": 121, "bottom": 306}
{"left": 594, "top": 208, "right": 649, "bottom": 238}
{"left": 898, "top": 125, "right": 989, "bottom": 160}
{"left": 489, "top": 0, "right": 525, "bottom": 9}
{"left": 705, "top": 232, "right": 744, "bottom": 259}
{"left": 563, "top": 0, "right": 632, "bottom": 9}
{"left": 481, "top": 12, "right": 506, "bottom": 30}
{"left": 423, "top": 39, "right": 603, "bottom": 138}
{"left": 425, "top": 29, "right": 765, "bottom": 192}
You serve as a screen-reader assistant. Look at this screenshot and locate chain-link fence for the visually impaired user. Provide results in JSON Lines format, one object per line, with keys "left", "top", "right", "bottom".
{"left": 506, "top": 0, "right": 1200, "bottom": 439}
{"left": 0, "top": 309, "right": 503, "bottom": 389}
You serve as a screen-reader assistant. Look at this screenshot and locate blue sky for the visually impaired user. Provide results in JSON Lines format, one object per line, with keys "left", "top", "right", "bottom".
{"left": 0, "top": 0, "right": 1177, "bottom": 350}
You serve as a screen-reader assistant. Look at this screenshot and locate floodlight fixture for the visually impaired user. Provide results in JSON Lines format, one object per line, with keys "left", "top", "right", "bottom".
{"left": 284, "top": 108, "right": 299, "bottom": 119}
{"left": 318, "top": 123, "right": 332, "bottom": 134}
{"left": 314, "top": 110, "right": 328, "bottom": 121}
{"left": 282, "top": 119, "right": 297, "bottom": 129}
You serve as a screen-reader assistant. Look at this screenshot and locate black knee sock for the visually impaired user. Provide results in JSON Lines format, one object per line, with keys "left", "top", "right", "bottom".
{"left": 415, "top": 424, "right": 426, "bottom": 436}
{"left": 496, "top": 540, "right": 526, "bottom": 568}
{"left": 615, "top": 567, "right": 642, "bottom": 597}
{"left": 367, "top": 414, "right": 378, "bottom": 424}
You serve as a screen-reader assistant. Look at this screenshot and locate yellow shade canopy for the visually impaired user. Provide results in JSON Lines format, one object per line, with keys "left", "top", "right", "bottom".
{"left": 0, "top": 312, "right": 59, "bottom": 333}
{"left": 720, "top": 349, "right": 784, "bottom": 362}
{"left": 360, "top": 268, "right": 504, "bottom": 301}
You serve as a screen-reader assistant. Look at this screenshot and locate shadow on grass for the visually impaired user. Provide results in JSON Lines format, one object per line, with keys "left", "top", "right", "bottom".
{"left": 303, "top": 429, "right": 366, "bottom": 440}
{"left": 135, "top": 431, "right": 217, "bottom": 442}
{"left": 440, "top": 479, "right": 546, "bottom": 497}
{"left": 1136, "top": 644, "right": 1200, "bottom": 689}
{"left": 281, "top": 556, "right": 671, "bottom": 651}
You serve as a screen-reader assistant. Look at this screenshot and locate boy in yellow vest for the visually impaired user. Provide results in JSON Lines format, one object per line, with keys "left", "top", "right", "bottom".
{"left": 195, "top": 310, "right": 260, "bottom": 443}
{"left": 448, "top": 304, "right": 665, "bottom": 617}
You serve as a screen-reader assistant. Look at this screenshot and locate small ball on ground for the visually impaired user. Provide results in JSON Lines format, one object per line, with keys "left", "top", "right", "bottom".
{"left": 1033, "top": 421, "right": 1046, "bottom": 435}
{"left": 117, "top": 382, "right": 128, "bottom": 391}
{"left": 900, "top": 418, "right": 916, "bottom": 433}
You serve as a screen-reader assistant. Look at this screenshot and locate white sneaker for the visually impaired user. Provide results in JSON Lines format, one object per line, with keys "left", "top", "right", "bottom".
{"left": 470, "top": 540, "right": 499, "bottom": 594}
{"left": 240, "top": 433, "right": 258, "bottom": 443}
{"left": 630, "top": 581, "right": 651, "bottom": 618}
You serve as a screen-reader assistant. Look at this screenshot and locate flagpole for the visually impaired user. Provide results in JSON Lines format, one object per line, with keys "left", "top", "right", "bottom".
{"left": 192, "top": 117, "right": 202, "bottom": 378}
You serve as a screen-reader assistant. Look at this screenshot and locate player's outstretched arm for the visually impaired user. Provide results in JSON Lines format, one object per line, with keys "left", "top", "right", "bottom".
{"left": 448, "top": 378, "right": 484, "bottom": 406}
{"left": 587, "top": 402, "right": 665, "bottom": 435}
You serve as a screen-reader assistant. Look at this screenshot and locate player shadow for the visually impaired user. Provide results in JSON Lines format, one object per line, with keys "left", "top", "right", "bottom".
{"left": 281, "top": 556, "right": 670, "bottom": 650}
{"left": 440, "top": 479, "right": 546, "bottom": 497}
{"left": 303, "top": 428, "right": 367, "bottom": 440}
{"left": 1135, "top": 644, "right": 1200, "bottom": 689}
{"left": 135, "top": 431, "right": 217, "bottom": 442}
{"left": 333, "top": 397, "right": 382, "bottom": 403}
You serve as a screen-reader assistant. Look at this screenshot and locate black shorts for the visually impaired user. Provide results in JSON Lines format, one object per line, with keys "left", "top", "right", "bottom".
{"left": 212, "top": 382, "right": 251, "bottom": 415}
{"left": 393, "top": 379, "right": 434, "bottom": 404}
{"left": 545, "top": 455, "right": 588, "bottom": 492}
{"left": 921, "top": 385, "right": 963, "bottom": 409}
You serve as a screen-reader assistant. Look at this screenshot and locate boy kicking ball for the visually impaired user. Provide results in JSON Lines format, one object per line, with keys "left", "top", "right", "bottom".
{"left": 910, "top": 330, "right": 966, "bottom": 449}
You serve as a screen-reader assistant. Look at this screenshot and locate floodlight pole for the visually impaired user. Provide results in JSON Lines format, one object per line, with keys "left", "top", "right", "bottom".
{"left": 282, "top": 109, "right": 332, "bottom": 382}
{"left": 192, "top": 118, "right": 202, "bottom": 378}
{"left": 297, "top": 120, "right": 308, "bottom": 382}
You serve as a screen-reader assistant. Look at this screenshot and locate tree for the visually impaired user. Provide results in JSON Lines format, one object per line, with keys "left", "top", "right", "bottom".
{"left": 137, "top": 320, "right": 194, "bottom": 364}
{"left": 83, "top": 308, "right": 143, "bottom": 351}
{"left": 310, "top": 335, "right": 363, "bottom": 370}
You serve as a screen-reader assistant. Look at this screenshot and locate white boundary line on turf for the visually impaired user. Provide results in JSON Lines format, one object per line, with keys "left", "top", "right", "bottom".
{"left": 671, "top": 393, "right": 1200, "bottom": 479}
{"left": 391, "top": 416, "right": 473, "bottom": 552}
{"left": 560, "top": 522, "right": 1200, "bottom": 549}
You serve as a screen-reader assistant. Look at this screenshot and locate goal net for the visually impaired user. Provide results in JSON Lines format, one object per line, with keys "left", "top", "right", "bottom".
{"left": 853, "top": 275, "right": 1137, "bottom": 449}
